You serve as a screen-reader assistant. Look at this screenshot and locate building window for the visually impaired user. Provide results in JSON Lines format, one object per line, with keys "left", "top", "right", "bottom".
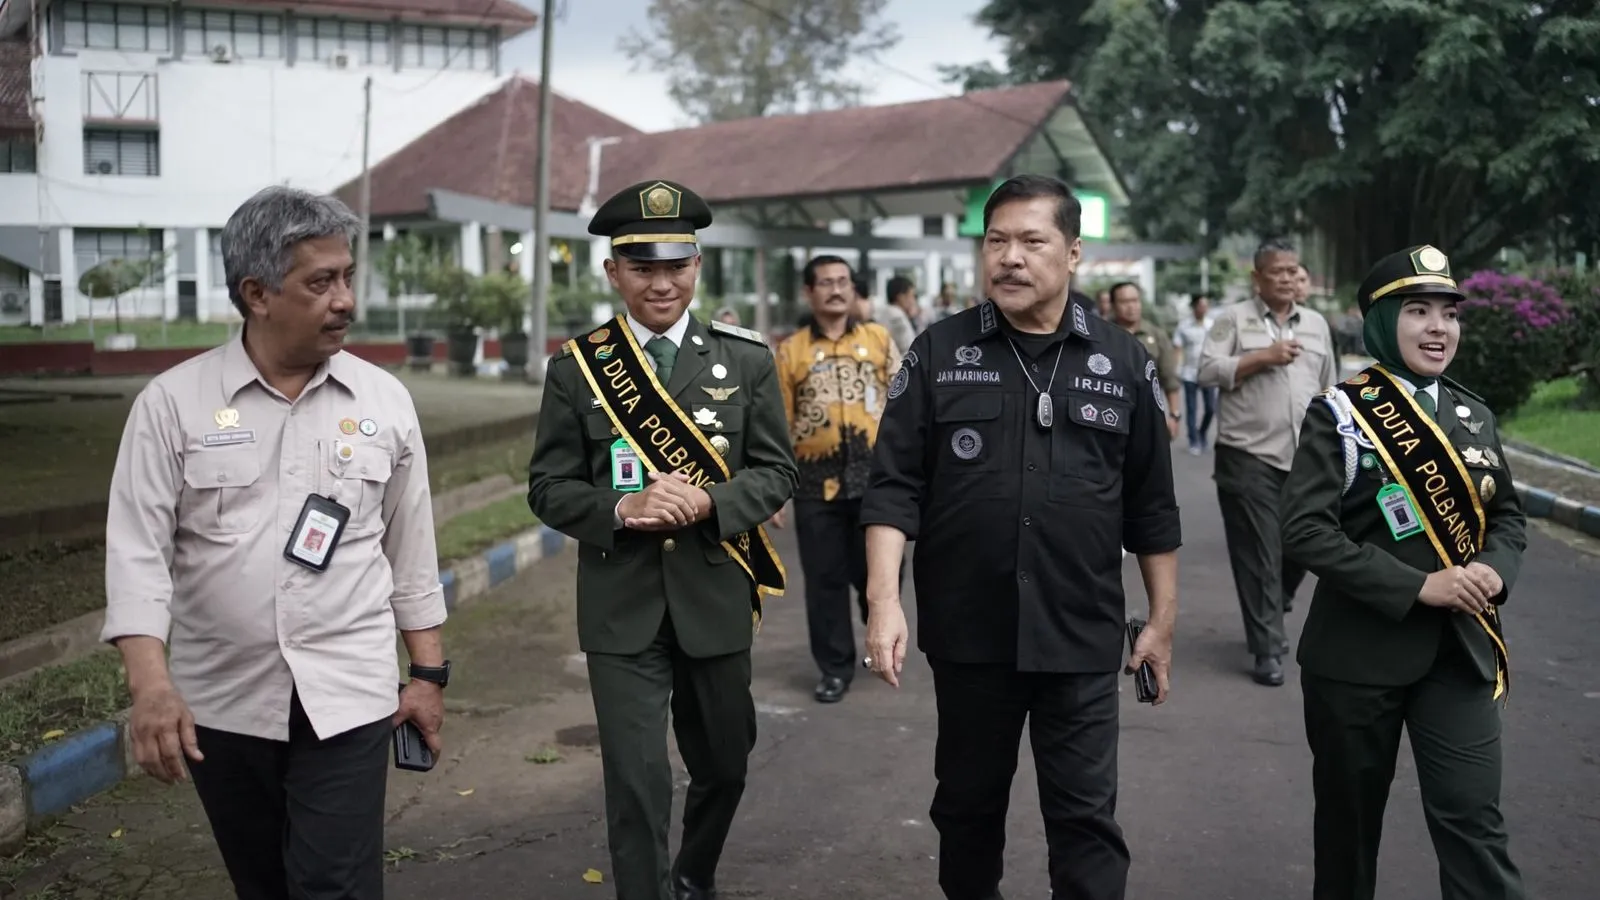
{"left": 61, "top": 2, "right": 172, "bottom": 53}
{"left": 182, "top": 9, "right": 283, "bottom": 60}
{"left": 208, "top": 231, "right": 226, "bottom": 287}
{"left": 401, "top": 26, "right": 492, "bottom": 71}
{"left": 1, "top": 138, "right": 37, "bottom": 173}
{"left": 74, "top": 229, "right": 162, "bottom": 279}
{"left": 922, "top": 216, "right": 945, "bottom": 238}
{"left": 295, "top": 18, "right": 391, "bottom": 66}
{"left": 84, "top": 128, "right": 160, "bottom": 176}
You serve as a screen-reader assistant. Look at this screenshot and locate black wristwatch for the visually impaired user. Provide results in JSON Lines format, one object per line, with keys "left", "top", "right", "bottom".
{"left": 408, "top": 660, "right": 451, "bottom": 688}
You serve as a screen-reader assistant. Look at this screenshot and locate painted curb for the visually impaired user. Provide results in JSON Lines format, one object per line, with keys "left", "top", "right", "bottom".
{"left": 1513, "top": 483, "right": 1600, "bottom": 540}
{"left": 0, "top": 523, "right": 574, "bottom": 851}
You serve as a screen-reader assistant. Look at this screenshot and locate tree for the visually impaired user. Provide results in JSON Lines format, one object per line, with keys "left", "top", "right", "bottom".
{"left": 957, "top": 0, "right": 1600, "bottom": 283}
{"left": 619, "top": 0, "right": 899, "bottom": 123}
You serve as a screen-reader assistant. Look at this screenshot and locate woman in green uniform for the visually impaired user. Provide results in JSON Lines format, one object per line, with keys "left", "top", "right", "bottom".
{"left": 1282, "top": 244, "right": 1527, "bottom": 900}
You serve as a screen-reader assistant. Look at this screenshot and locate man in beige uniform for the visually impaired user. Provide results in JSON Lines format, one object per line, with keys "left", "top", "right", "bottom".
{"left": 103, "top": 186, "right": 450, "bottom": 900}
{"left": 1108, "top": 281, "right": 1182, "bottom": 440}
{"left": 1197, "top": 238, "right": 1338, "bottom": 687}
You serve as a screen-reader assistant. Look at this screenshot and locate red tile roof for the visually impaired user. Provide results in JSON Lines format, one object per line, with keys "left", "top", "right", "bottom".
{"left": 597, "top": 80, "right": 1077, "bottom": 204}
{"left": 352, "top": 79, "right": 1080, "bottom": 217}
{"left": 338, "top": 76, "right": 642, "bottom": 217}
{"left": 0, "top": 39, "right": 30, "bottom": 136}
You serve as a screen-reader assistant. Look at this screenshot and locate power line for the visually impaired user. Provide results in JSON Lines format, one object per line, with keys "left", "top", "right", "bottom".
{"left": 724, "top": 0, "right": 1043, "bottom": 130}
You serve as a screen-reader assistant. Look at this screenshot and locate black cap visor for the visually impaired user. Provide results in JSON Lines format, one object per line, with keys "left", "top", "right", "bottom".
{"left": 613, "top": 240, "right": 701, "bottom": 262}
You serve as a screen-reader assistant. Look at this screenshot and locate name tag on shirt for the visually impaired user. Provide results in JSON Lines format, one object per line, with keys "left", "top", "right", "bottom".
{"left": 203, "top": 429, "right": 256, "bottom": 447}
{"left": 284, "top": 494, "right": 351, "bottom": 572}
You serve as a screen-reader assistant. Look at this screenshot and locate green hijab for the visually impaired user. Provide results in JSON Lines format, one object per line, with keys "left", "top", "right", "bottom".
{"left": 1362, "top": 296, "right": 1438, "bottom": 388}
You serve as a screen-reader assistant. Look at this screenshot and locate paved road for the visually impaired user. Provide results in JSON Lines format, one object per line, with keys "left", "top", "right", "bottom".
{"left": 14, "top": 449, "right": 1600, "bottom": 899}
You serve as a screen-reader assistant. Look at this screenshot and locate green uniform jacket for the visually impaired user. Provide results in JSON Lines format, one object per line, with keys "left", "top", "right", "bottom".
{"left": 527, "top": 316, "right": 798, "bottom": 659}
{"left": 1282, "top": 378, "right": 1527, "bottom": 687}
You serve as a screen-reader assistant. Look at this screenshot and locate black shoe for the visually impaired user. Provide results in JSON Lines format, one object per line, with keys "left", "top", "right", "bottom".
{"left": 813, "top": 676, "right": 848, "bottom": 703}
{"left": 1252, "top": 655, "right": 1284, "bottom": 687}
{"left": 674, "top": 874, "right": 716, "bottom": 900}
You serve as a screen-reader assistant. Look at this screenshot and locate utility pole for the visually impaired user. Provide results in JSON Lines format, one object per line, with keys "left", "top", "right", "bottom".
{"left": 527, "top": 0, "right": 556, "bottom": 383}
{"left": 357, "top": 75, "right": 374, "bottom": 314}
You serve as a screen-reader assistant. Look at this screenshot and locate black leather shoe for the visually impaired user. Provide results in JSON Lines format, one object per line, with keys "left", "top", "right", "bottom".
{"left": 674, "top": 874, "right": 716, "bottom": 900}
{"left": 1252, "top": 655, "right": 1285, "bottom": 687}
{"left": 813, "top": 676, "right": 848, "bottom": 703}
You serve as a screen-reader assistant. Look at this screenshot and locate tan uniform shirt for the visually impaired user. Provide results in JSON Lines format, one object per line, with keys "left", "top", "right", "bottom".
{"left": 1132, "top": 325, "right": 1181, "bottom": 396}
{"left": 1196, "top": 299, "right": 1339, "bottom": 472}
{"left": 102, "top": 335, "right": 447, "bottom": 742}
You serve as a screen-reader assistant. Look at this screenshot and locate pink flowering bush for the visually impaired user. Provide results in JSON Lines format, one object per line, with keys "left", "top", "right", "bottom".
{"left": 1449, "top": 272, "right": 1571, "bottom": 413}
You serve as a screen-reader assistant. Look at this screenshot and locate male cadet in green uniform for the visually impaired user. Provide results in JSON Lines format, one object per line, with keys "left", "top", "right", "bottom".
{"left": 1282, "top": 245, "right": 1526, "bottom": 900}
{"left": 1108, "top": 281, "right": 1182, "bottom": 440}
{"left": 527, "top": 180, "right": 797, "bottom": 900}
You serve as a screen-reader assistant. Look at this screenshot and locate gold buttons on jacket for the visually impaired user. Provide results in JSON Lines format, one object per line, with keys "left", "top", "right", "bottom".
{"left": 663, "top": 538, "right": 677, "bottom": 552}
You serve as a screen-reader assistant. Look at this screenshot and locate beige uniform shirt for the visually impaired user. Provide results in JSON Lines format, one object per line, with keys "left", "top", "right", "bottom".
{"left": 102, "top": 335, "right": 447, "bottom": 742}
{"left": 1196, "top": 299, "right": 1339, "bottom": 472}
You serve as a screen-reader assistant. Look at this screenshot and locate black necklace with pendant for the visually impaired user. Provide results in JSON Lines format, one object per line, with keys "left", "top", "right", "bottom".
{"left": 1007, "top": 339, "right": 1065, "bottom": 430}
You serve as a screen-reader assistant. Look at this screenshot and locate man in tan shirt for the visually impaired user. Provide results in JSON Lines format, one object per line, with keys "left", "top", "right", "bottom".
{"left": 1197, "top": 238, "right": 1339, "bottom": 687}
{"left": 1108, "top": 281, "right": 1182, "bottom": 440}
{"left": 103, "top": 186, "right": 449, "bottom": 900}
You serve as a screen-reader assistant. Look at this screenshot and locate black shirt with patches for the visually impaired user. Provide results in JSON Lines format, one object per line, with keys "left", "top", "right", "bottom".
{"left": 861, "top": 297, "right": 1182, "bottom": 673}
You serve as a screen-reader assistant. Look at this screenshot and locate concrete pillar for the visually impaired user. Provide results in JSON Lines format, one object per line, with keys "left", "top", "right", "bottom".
{"left": 27, "top": 271, "right": 43, "bottom": 326}
{"left": 194, "top": 228, "right": 211, "bottom": 322}
{"left": 924, "top": 252, "right": 941, "bottom": 300}
{"left": 459, "top": 222, "right": 484, "bottom": 275}
{"left": 484, "top": 225, "right": 505, "bottom": 274}
{"left": 163, "top": 228, "right": 179, "bottom": 321}
{"left": 588, "top": 236, "right": 608, "bottom": 283}
{"left": 57, "top": 228, "right": 77, "bottom": 324}
{"left": 520, "top": 230, "right": 536, "bottom": 283}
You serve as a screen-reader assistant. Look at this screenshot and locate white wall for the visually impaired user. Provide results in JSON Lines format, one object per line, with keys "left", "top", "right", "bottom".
{"left": 3, "top": 49, "right": 504, "bottom": 229}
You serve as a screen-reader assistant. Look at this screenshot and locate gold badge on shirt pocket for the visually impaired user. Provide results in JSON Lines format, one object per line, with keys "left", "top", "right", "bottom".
{"left": 1479, "top": 474, "right": 1497, "bottom": 503}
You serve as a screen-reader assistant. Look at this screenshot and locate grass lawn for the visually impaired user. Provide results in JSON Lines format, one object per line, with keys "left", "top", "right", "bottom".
{"left": 0, "top": 320, "right": 235, "bottom": 349}
{"left": 0, "top": 649, "right": 129, "bottom": 761}
{"left": 435, "top": 494, "right": 539, "bottom": 563}
{"left": 1503, "top": 377, "right": 1600, "bottom": 468}
{"left": 0, "top": 372, "right": 537, "bottom": 520}
{"left": 0, "top": 535, "right": 107, "bottom": 645}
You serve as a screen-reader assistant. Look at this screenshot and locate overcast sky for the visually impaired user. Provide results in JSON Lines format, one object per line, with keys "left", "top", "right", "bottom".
{"left": 501, "top": 0, "right": 1007, "bottom": 133}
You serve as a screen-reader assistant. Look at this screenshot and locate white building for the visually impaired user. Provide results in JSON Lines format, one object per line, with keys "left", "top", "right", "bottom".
{"left": 0, "top": 0, "right": 537, "bottom": 326}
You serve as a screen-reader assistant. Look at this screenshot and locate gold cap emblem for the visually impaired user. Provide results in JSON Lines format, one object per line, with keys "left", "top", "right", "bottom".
{"left": 1412, "top": 246, "right": 1450, "bottom": 276}
{"left": 640, "top": 182, "right": 681, "bottom": 218}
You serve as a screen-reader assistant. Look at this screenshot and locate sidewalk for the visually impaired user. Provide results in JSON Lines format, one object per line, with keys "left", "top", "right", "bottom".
{"left": 2, "top": 536, "right": 598, "bottom": 898}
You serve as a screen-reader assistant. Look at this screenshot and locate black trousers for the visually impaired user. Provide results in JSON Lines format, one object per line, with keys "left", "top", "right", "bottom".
{"left": 586, "top": 613, "right": 756, "bottom": 900}
{"left": 1303, "top": 637, "right": 1524, "bottom": 900}
{"left": 927, "top": 658, "right": 1128, "bottom": 900}
{"left": 794, "top": 497, "right": 870, "bottom": 681}
{"left": 1214, "top": 444, "right": 1305, "bottom": 657}
{"left": 187, "top": 691, "right": 391, "bottom": 900}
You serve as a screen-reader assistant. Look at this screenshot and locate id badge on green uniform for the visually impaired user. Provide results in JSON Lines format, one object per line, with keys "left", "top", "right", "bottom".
{"left": 610, "top": 438, "right": 644, "bottom": 492}
{"left": 1376, "top": 483, "right": 1425, "bottom": 540}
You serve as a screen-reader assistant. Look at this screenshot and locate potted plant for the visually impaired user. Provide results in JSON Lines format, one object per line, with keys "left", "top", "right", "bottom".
{"left": 473, "top": 270, "right": 531, "bottom": 372}
{"left": 375, "top": 233, "right": 438, "bottom": 370}
{"left": 423, "top": 265, "right": 485, "bottom": 376}
{"left": 549, "top": 278, "right": 611, "bottom": 338}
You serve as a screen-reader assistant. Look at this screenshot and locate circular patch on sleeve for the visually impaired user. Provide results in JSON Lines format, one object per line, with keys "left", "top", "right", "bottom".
{"left": 888, "top": 366, "right": 910, "bottom": 400}
{"left": 950, "top": 427, "right": 983, "bottom": 460}
{"left": 1153, "top": 379, "right": 1169, "bottom": 413}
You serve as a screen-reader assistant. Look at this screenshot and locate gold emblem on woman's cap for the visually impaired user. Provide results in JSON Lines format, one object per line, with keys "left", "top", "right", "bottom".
{"left": 1413, "top": 246, "right": 1450, "bottom": 274}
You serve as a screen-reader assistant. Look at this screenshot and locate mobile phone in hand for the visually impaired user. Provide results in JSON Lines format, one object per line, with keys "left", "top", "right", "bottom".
{"left": 393, "top": 683, "right": 435, "bottom": 772}
{"left": 1125, "top": 619, "right": 1159, "bottom": 704}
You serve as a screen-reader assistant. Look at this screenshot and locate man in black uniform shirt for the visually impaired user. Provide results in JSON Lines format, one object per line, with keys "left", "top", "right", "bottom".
{"left": 859, "top": 174, "right": 1182, "bottom": 900}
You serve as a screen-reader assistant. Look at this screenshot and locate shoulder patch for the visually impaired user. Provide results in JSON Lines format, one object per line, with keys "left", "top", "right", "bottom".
{"left": 1208, "top": 315, "right": 1234, "bottom": 342}
{"left": 1441, "top": 376, "right": 1485, "bottom": 405}
{"left": 708, "top": 320, "right": 767, "bottom": 345}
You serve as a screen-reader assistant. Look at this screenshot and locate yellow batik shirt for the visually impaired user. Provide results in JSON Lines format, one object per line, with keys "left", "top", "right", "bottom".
{"left": 774, "top": 318, "right": 900, "bottom": 502}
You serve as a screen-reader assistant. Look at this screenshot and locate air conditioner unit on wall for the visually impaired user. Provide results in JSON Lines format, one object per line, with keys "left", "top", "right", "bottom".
{"left": 210, "top": 44, "right": 233, "bottom": 63}
{"left": 0, "top": 290, "right": 26, "bottom": 314}
{"left": 330, "top": 50, "right": 352, "bottom": 69}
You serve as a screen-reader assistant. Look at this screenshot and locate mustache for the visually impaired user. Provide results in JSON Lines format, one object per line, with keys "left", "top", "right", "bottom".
{"left": 991, "top": 272, "right": 1032, "bottom": 286}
